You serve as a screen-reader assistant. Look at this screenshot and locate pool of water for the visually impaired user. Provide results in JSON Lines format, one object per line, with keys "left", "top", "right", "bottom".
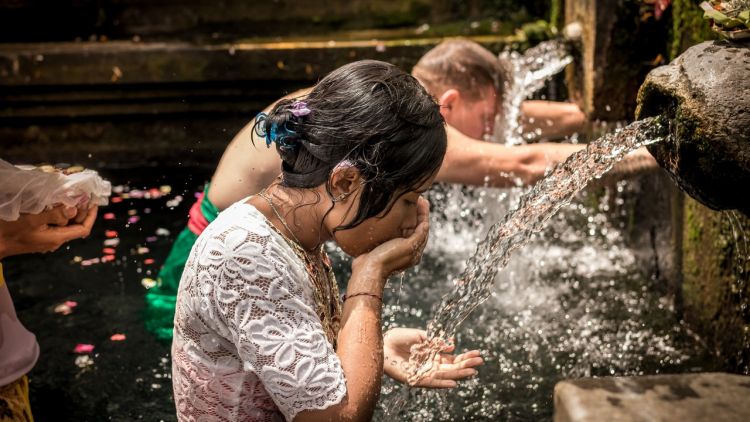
{"left": 371, "top": 175, "right": 723, "bottom": 420}
{"left": 5, "top": 165, "right": 211, "bottom": 421}
{"left": 5, "top": 165, "right": 724, "bottom": 421}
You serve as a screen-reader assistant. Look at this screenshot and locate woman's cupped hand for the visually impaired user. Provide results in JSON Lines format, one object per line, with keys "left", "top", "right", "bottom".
{"left": 352, "top": 197, "right": 430, "bottom": 279}
{"left": 383, "top": 327, "right": 484, "bottom": 388}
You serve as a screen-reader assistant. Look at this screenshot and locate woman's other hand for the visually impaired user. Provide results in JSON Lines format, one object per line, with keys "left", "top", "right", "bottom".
{"left": 383, "top": 327, "right": 484, "bottom": 388}
{"left": 352, "top": 197, "right": 430, "bottom": 280}
{"left": 0, "top": 205, "right": 98, "bottom": 259}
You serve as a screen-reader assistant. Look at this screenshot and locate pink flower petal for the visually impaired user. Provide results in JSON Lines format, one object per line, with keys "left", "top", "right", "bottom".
{"left": 73, "top": 344, "right": 95, "bottom": 354}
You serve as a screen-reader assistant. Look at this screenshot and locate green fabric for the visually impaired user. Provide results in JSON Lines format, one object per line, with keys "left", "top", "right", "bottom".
{"left": 144, "top": 185, "right": 219, "bottom": 341}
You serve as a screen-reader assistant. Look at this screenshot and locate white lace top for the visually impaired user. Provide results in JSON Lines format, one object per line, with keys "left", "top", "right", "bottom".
{"left": 172, "top": 201, "right": 347, "bottom": 421}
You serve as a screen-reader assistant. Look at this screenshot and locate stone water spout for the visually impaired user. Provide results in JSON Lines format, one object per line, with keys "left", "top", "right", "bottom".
{"left": 636, "top": 40, "right": 750, "bottom": 215}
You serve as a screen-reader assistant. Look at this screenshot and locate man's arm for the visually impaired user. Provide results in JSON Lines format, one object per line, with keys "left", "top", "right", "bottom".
{"left": 437, "top": 124, "right": 585, "bottom": 187}
{"left": 208, "top": 88, "right": 311, "bottom": 211}
{"left": 521, "top": 100, "right": 586, "bottom": 141}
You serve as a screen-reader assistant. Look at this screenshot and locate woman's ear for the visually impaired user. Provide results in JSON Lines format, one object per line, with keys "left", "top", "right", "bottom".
{"left": 329, "top": 163, "right": 362, "bottom": 201}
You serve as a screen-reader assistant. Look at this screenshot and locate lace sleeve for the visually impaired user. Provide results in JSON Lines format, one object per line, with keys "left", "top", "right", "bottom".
{"left": 208, "top": 223, "right": 347, "bottom": 421}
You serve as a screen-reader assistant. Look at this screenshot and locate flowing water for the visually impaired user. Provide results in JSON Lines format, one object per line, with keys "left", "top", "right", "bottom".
{"left": 371, "top": 116, "right": 722, "bottom": 419}
{"left": 419, "top": 118, "right": 670, "bottom": 361}
{"left": 496, "top": 39, "right": 573, "bottom": 145}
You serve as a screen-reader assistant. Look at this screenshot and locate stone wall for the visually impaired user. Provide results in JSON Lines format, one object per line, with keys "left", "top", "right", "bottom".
{"left": 682, "top": 197, "right": 750, "bottom": 373}
{"left": 0, "top": 0, "right": 542, "bottom": 167}
{"left": 666, "top": 2, "right": 750, "bottom": 374}
{"left": 564, "top": 0, "right": 669, "bottom": 121}
{"left": 564, "top": 0, "right": 750, "bottom": 374}
{"left": 0, "top": 36, "right": 516, "bottom": 167}
{"left": 0, "top": 0, "right": 550, "bottom": 42}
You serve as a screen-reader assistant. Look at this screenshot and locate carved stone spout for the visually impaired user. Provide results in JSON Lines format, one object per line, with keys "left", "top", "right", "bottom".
{"left": 636, "top": 40, "right": 750, "bottom": 215}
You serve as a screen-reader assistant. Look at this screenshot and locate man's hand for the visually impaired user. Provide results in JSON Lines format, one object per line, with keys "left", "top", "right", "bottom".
{"left": 383, "top": 327, "right": 484, "bottom": 388}
{"left": 0, "top": 205, "right": 98, "bottom": 259}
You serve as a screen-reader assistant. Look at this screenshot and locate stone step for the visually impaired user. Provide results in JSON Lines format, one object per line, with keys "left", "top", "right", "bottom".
{"left": 554, "top": 373, "right": 750, "bottom": 422}
{"left": 0, "top": 34, "right": 518, "bottom": 165}
{"left": 0, "top": 0, "right": 548, "bottom": 43}
{"left": 0, "top": 35, "right": 515, "bottom": 120}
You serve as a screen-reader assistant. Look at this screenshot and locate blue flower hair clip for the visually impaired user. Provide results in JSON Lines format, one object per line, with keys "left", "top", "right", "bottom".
{"left": 255, "top": 112, "right": 298, "bottom": 150}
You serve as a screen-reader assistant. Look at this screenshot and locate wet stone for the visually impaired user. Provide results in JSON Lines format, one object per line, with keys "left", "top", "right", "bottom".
{"left": 554, "top": 373, "right": 750, "bottom": 422}
{"left": 636, "top": 40, "right": 750, "bottom": 215}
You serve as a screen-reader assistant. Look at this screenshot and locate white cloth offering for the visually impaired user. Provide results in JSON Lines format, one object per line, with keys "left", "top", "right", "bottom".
{"left": 0, "top": 159, "right": 111, "bottom": 221}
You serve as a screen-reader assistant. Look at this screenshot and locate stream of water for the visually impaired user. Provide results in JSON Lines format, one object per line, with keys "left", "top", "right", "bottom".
{"left": 497, "top": 39, "right": 573, "bottom": 145}
{"left": 377, "top": 116, "right": 706, "bottom": 418}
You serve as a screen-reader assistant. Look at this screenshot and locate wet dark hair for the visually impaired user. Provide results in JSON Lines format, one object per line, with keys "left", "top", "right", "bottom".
{"left": 253, "top": 60, "right": 447, "bottom": 230}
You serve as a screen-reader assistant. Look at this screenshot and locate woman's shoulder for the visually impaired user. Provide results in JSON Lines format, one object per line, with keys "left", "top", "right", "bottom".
{"left": 211, "top": 199, "right": 270, "bottom": 232}
{"left": 200, "top": 200, "right": 305, "bottom": 274}
{"left": 186, "top": 200, "right": 315, "bottom": 313}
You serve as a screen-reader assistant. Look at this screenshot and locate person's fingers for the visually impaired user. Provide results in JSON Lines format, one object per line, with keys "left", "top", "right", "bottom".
{"left": 41, "top": 226, "right": 88, "bottom": 250}
{"left": 35, "top": 205, "right": 75, "bottom": 226}
{"left": 440, "top": 343, "right": 456, "bottom": 354}
{"left": 445, "top": 355, "right": 484, "bottom": 370}
{"left": 432, "top": 354, "right": 482, "bottom": 376}
{"left": 73, "top": 202, "right": 91, "bottom": 224}
{"left": 420, "top": 379, "right": 457, "bottom": 389}
{"left": 456, "top": 356, "right": 484, "bottom": 368}
{"left": 437, "top": 366, "right": 478, "bottom": 379}
{"left": 80, "top": 205, "right": 98, "bottom": 232}
{"left": 434, "top": 367, "right": 479, "bottom": 381}
{"left": 42, "top": 206, "right": 97, "bottom": 247}
{"left": 63, "top": 206, "right": 77, "bottom": 220}
{"left": 416, "top": 197, "right": 430, "bottom": 224}
{"left": 452, "top": 350, "right": 482, "bottom": 363}
{"left": 406, "top": 219, "right": 429, "bottom": 265}
{"left": 432, "top": 355, "right": 483, "bottom": 376}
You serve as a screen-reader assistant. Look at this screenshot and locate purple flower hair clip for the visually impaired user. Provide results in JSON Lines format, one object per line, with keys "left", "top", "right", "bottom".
{"left": 290, "top": 101, "right": 311, "bottom": 117}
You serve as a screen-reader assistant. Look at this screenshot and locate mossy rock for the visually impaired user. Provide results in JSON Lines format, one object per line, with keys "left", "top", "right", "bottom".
{"left": 636, "top": 40, "right": 750, "bottom": 216}
{"left": 681, "top": 197, "right": 750, "bottom": 372}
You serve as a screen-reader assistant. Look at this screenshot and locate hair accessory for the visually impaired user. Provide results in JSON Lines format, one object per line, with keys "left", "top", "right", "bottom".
{"left": 333, "top": 159, "right": 356, "bottom": 171}
{"left": 290, "top": 101, "right": 312, "bottom": 117}
{"left": 332, "top": 191, "right": 352, "bottom": 203}
{"left": 342, "top": 292, "right": 382, "bottom": 303}
{"left": 255, "top": 112, "right": 298, "bottom": 149}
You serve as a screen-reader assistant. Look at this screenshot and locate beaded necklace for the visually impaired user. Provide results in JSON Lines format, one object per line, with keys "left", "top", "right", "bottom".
{"left": 256, "top": 190, "right": 342, "bottom": 347}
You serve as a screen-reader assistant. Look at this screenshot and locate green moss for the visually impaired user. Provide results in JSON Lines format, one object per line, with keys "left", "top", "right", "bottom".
{"left": 670, "top": 0, "right": 717, "bottom": 59}
{"left": 681, "top": 197, "right": 750, "bottom": 372}
{"left": 549, "top": 0, "right": 563, "bottom": 30}
{"left": 420, "top": 18, "right": 519, "bottom": 37}
{"left": 371, "top": 1, "right": 430, "bottom": 28}
{"left": 521, "top": 19, "right": 555, "bottom": 44}
{"left": 685, "top": 200, "right": 701, "bottom": 242}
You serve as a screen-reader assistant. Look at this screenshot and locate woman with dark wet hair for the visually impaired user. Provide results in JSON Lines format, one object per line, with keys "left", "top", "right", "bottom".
{"left": 171, "top": 60, "right": 483, "bottom": 421}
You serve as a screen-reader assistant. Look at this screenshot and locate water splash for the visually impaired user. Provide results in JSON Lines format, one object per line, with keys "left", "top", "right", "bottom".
{"left": 724, "top": 210, "right": 750, "bottom": 374}
{"left": 497, "top": 39, "right": 573, "bottom": 145}
{"left": 397, "top": 116, "right": 670, "bottom": 398}
{"left": 377, "top": 176, "right": 712, "bottom": 420}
